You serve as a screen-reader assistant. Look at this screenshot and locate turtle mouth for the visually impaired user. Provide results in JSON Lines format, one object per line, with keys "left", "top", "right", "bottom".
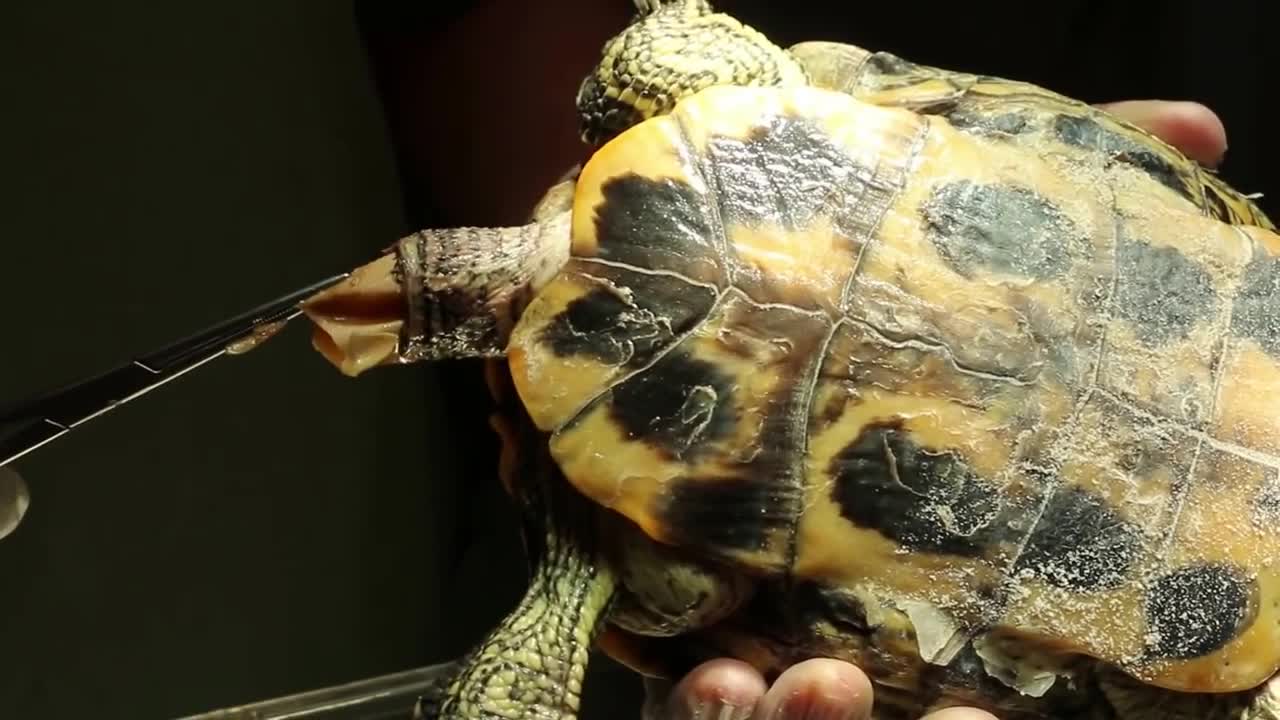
{"left": 300, "top": 254, "right": 408, "bottom": 377}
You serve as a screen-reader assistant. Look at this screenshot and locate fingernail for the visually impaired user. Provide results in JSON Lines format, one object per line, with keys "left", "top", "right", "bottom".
{"left": 770, "top": 693, "right": 860, "bottom": 720}
{"left": 680, "top": 696, "right": 756, "bottom": 720}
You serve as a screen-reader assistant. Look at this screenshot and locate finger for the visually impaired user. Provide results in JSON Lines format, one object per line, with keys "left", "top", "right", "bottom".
{"left": 752, "top": 658, "right": 873, "bottom": 720}
{"left": 651, "top": 659, "right": 767, "bottom": 720}
{"left": 1096, "top": 99, "right": 1228, "bottom": 168}
{"left": 919, "top": 707, "right": 1001, "bottom": 720}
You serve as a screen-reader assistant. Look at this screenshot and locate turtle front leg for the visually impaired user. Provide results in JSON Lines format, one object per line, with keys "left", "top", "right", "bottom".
{"left": 632, "top": 0, "right": 711, "bottom": 16}
{"left": 300, "top": 207, "right": 572, "bottom": 377}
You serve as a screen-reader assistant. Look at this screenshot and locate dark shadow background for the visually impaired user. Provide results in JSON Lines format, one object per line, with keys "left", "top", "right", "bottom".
{"left": 0, "top": 1, "right": 1274, "bottom": 718}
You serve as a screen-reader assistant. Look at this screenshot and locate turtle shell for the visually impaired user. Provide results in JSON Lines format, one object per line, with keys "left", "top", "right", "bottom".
{"left": 503, "top": 82, "right": 1280, "bottom": 706}
{"left": 788, "top": 40, "right": 1273, "bottom": 232}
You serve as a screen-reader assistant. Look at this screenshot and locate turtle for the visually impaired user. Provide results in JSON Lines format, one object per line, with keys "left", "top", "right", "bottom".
{"left": 297, "top": 1, "right": 1280, "bottom": 718}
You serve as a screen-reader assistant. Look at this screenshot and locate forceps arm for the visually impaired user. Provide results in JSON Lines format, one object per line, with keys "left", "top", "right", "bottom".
{"left": 176, "top": 661, "right": 458, "bottom": 719}
{"left": 0, "top": 273, "right": 350, "bottom": 467}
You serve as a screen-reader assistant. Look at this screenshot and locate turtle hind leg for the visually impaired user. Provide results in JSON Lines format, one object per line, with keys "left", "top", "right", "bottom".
{"left": 1098, "top": 667, "right": 1280, "bottom": 720}
{"left": 1247, "top": 677, "right": 1280, "bottom": 720}
{"left": 410, "top": 662, "right": 462, "bottom": 720}
{"left": 416, "top": 480, "right": 617, "bottom": 720}
{"left": 300, "top": 209, "right": 572, "bottom": 376}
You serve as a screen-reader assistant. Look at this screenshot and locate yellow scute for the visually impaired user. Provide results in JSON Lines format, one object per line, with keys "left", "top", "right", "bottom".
{"left": 507, "top": 270, "right": 627, "bottom": 432}
{"left": 571, "top": 115, "right": 700, "bottom": 259}
{"left": 727, "top": 218, "right": 856, "bottom": 310}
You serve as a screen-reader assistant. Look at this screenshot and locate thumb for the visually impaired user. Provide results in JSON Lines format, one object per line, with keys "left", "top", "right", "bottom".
{"left": 1096, "top": 100, "right": 1227, "bottom": 168}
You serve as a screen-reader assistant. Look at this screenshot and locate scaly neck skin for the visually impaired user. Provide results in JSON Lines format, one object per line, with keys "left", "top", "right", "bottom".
{"left": 423, "top": 476, "right": 618, "bottom": 720}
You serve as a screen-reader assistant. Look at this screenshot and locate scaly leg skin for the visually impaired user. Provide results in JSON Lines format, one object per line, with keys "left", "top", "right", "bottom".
{"left": 1249, "top": 677, "right": 1280, "bottom": 720}
{"left": 411, "top": 663, "right": 462, "bottom": 720}
{"left": 1099, "top": 667, "right": 1280, "bottom": 720}
{"left": 413, "top": 471, "right": 617, "bottom": 720}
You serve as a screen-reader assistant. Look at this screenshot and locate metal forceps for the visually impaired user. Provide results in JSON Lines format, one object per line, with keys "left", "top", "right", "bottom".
{"left": 0, "top": 272, "right": 350, "bottom": 468}
{"left": 0, "top": 270, "right": 470, "bottom": 718}
{"left": 0, "top": 271, "right": 469, "bottom": 718}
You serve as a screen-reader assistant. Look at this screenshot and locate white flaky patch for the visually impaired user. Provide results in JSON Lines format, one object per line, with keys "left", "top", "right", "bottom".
{"left": 900, "top": 600, "right": 968, "bottom": 666}
{"left": 973, "top": 632, "right": 1072, "bottom": 698}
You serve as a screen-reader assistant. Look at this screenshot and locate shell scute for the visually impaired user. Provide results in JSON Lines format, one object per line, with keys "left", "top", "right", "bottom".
{"left": 840, "top": 49, "right": 1274, "bottom": 231}
{"left": 1215, "top": 234, "right": 1280, "bottom": 457}
{"left": 997, "top": 393, "right": 1197, "bottom": 678}
{"left": 547, "top": 290, "right": 830, "bottom": 570}
{"left": 1141, "top": 444, "right": 1280, "bottom": 689}
{"left": 505, "top": 82, "right": 1280, "bottom": 698}
{"left": 848, "top": 114, "right": 1118, "bottom": 392}
{"left": 796, "top": 317, "right": 1053, "bottom": 634}
{"left": 671, "top": 84, "right": 925, "bottom": 313}
{"left": 508, "top": 259, "right": 718, "bottom": 431}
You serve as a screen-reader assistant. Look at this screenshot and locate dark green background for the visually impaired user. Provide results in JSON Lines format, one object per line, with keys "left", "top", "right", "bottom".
{"left": 1, "top": 1, "right": 1275, "bottom": 718}
{"left": 0, "top": 2, "right": 644, "bottom": 717}
{"left": 0, "top": 1, "right": 519, "bottom": 717}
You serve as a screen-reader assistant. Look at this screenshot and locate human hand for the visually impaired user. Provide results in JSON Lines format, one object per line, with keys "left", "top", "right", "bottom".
{"left": 642, "top": 100, "right": 1228, "bottom": 720}
{"left": 1097, "top": 99, "right": 1228, "bottom": 168}
{"left": 641, "top": 657, "right": 994, "bottom": 720}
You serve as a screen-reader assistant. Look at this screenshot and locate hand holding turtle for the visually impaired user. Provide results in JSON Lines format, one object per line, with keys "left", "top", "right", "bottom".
{"left": 642, "top": 657, "right": 996, "bottom": 720}
{"left": 1096, "top": 99, "right": 1228, "bottom": 168}
{"left": 645, "top": 98, "right": 1233, "bottom": 720}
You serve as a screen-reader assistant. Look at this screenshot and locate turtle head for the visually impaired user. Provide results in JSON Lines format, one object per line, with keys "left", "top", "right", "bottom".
{"left": 575, "top": 0, "right": 808, "bottom": 145}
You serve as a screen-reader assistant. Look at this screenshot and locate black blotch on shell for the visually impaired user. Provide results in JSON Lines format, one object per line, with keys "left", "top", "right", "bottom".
{"left": 606, "top": 349, "right": 737, "bottom": 461}
{"left": 1112, "top": 237, "right": 1219, "bottom": 346}
{"left": 1253, "top": 470, "right": 1280, "bottom": 526}
{"left": 541, "top": 273, "right": 714, "bottom": 366}
{"left": 661, "top": 473, "right": 799, "bottom": 553}
{"left": 543, "top": 287, "right": 652, "bottom": 365}
{"left": 1145, "top": 563, "right": 1254, "bottom": 660}
{"left": 1012, "top": 484, "right": 1143, "bottom": 591}
{"left": 946, "top": 109, "right": 1031, "bottom": 138}
{"left": 922, "top": 179, "right": 1081, "bottom": 281}
{"left": 1053, "top": 114, "right": 1196, "bottom": 203}
{"left": 593, "top": 172, "right": 717, "bottom": 274}
{"left": 703, "top": 114, "right": 866, "bottom": 232}
{"left": 828, "top": 420, "right": 1001, "bottom": 557}
{"left": 862, "top": 51, "right": 922, "bottom": 86}
{"left": 1230, "top": 252, "right": 1280, "bottom": 357}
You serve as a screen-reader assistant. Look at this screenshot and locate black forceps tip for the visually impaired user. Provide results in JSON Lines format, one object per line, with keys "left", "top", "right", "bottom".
{"left": 0, "top": 272, "right": 351, "bottom": 468}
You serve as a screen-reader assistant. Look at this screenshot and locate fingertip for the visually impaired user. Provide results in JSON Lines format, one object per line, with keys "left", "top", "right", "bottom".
{"left": 920, "top": 707, "right": 1001, "bottom": 720}
{"left": 664, "top": 659, "right": 767, "bottom": 718}
{"left": 1160, "top": 100, "right": 1228, "bottom": 166}
{"left": 757, "top": 658, "right": 874, "bottom": 720}
{"left": 1096, "top": 99, "right": 1228, "bottom": 168}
